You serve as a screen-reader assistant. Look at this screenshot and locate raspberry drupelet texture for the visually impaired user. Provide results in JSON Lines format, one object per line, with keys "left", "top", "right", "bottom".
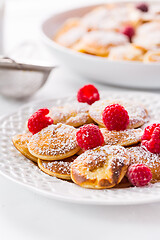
{"left": 77, "top": 84, "right": 100, "bottom": 105}
{"left": 141, "top": 123, "right": 160, "bottom": 141}
{"left": 27, "top": 108, "right": 53, "bottom": 134}
{"left": 102, "top": 104, "right": 129, "bottom": 131}
{"left": 127, "top": 164, "right": 152, "bottom": 187}
{"left": 76, "top": 124, "right": 104, "bottom": 150}
{"left": 141, "top": 123, "right": 160, "bottom": 153}
{"left": 136, "top": 2, "right": 149, "bottom": 12}
{"left": 120, "top": 26, "right": 135, "bottom": 41}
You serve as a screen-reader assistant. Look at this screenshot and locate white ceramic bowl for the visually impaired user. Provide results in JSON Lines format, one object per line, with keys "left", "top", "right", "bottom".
{"left": 41, "top": 3, "right": 160, "bottom": 89}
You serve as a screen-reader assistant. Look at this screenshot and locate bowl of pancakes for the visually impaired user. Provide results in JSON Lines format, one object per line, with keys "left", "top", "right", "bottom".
{"left": 41, "top": 1, "right": 160, "bottom": 89}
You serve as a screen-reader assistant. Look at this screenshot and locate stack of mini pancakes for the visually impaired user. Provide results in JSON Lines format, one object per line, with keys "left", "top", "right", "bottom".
{"left": 54, "top": 2, "right": 160, "bottom": 62}
{"left": 12, "top": 99, "right": 160, "bottom": 189}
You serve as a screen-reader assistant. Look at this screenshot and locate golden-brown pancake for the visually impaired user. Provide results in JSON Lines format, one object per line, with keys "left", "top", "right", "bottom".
{"left": 28, "top": 123, "right": 80, "bottom": 161}
{"left": 89, "top": 99, "right": 148, "bottom": 129}
{"left": 73, "top": 30, "right": 128, "bottom": 57}
{"left": 108, "top": 44, "right": 144, "bottom": 61}
{"left": 54, "top": 18, "right": 86, "bottom": 48}
{"left": 38, "top": 155, "right": 77, "bottom": 180}
{"left": 143, "top": 50, "right": 160, "bottom": 62}
{"left": 12, "top": 133, "right": 37, "bottom": 163}
{"left": 101, "top": 128, "right": 143, "bottom": 146}
{"left": 133, "top": 22, "right": 160, "bottom": 50}
{"left": 49, "top": 102, "right": 93, "bottom": 127}
{"left": 128, "top": 146, "right": 160, "bottom": 183}
{"left": 71, "top": 145, "right": 129, "bottom": 189}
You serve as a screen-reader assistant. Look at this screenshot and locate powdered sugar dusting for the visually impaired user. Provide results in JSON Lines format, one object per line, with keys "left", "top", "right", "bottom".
{"left": 28, "top": 123, "right": 78, "bottom": 156}
{"left": 49, "top": 102, "right": 91, "bottom": 127}
{"left": 57, "top": 26, "right": 86, "bottom": 47}
{"left": 74, "top": 145, "right": 129, "bottom": 174}
{"left": 89, "top": 99, "right": 148, "bottom": 128}
{"left": 41, "top": 157, "right": 76, "bottom": 175}
{"left": 81, "top": 30, "right": 128, "bottom": 47}
{"left": 128, "top": 146, "right": 160, "bottom": 170}
{"left": 101, "top": 128, "right": 142, "bottom": 146}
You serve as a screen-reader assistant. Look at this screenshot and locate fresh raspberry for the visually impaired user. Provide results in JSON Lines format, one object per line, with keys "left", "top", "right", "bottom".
{"left": 76, "top": 124, "right": 104, "bottom": 150}
{"left": 136, "top": 3, "right": 149, "bottom": 12}
{"left": 27, "top": 108, "right": 53, "bottom": 134}
{"left": 77, "top": 84, "right": 100, "bottom": 105}
{"left": 120, "top": 26, "right": 135, "bottom": 41}
{"left": 142, "top": 125, "right": 160, "bottom": 154}
{"left": 102, "top": 104, "right": 129, "bottom": 131}
{"left": 141, "top": 123, "right": 160, "bottom": 141}
{"left": 127, "top": 164, "right": 152, "bottom": 187}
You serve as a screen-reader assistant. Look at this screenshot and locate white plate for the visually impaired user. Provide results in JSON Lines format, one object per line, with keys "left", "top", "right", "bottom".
{"left": 1, "top": 91, "right": 160, "bottom": 205}
{"left": 41, "top": 3, "right": 160, "bottom": 90}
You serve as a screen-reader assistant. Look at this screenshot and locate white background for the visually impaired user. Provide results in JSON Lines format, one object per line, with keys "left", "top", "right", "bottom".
{"left": 0, "top": 0, "right": 160, "bottom": 239}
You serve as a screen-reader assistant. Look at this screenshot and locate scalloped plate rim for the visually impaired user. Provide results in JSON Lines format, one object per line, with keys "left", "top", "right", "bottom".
{"left": 1, "top": 91, "right": 160, "bottom": 205}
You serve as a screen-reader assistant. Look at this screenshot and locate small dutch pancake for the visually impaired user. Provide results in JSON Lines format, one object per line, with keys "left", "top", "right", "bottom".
{"left": 28, "top": 123, "right": 80, "bottom": 161}
{"left": 73, "top": 30, "right": 128, "bottom": 57}
{"left": 101, "top": 128, "right": 143, "bottom": 146}
{"left": 89, "top": 99, "right": 148, "bottom": 129}
{"left": 49, "top": 102, "right": 93, "bottom": 128}
{"left": 12, "top": 133, "right": 37, "bottom": 163}
{"left": 38, "top": 155, "right": 77, "bottom": 180}
{"left": 133, "top": 22, "right": 160, "bottom": 50}
{"left": 108, "top": 44, "right": 144, "bottom": 61}
{"left": 54, "top": 18, "right": 86, "bottom": 48}
{"left": 71, "top": 145, "right": 129, "bottom": 189}
{"left": 143, "top": 50, "right": 160, "bottom": 63}
{"left": 128, "top": 146, "right": 160, "bottom": 183}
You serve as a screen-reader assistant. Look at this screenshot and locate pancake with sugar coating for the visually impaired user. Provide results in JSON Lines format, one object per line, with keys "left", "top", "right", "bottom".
{"left": 108, "top": 44, "right": 144, "bottom": 61}
{"left": 143, "top": 50, "right": 160, "bottom": 63}
{"left": 54, "top": 18, "right": 86, "bottom": 48}
{"left": 73, "top": 30, "right": 128, "bottom": 57}
{"left": 89, "top": 99, "right": 148, "bottom": 129}
{"left": 128, "top": 146, "right": 160, "bottom": 183}
{"left": 28, "top": 123, "right": 80, "bottom": 160}
{"left": 71, "top": 145, "right": 129, "bottom": 189}
{"left": 133, "top": 22, "right": 160, "bottom": 50}
{"left": 101, "top": 128, "right": 143, "bottom": 146}
{"left": 38, "top": 155, "right": 77, "bottom": 180}
{"left": 49, "top": 102, "right": 93, "bottom": 127}
{"left": 12, "top": 133, "right": 37, "bottom": 163}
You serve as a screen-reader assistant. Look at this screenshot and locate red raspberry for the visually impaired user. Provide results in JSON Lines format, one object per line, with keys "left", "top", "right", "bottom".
{"left": 76, "top": 124, "right": 104, "bottom": 150}
{"left": 136, "top": 3, "right": 149, "bottom": 12}
{"left": 27, "top": 108, "right": 53, "bottom": 134}
{"left": 127, "top": 164, "right": 152, "bottom": 187}
{"left": 77, "top": 84, "right": 100, "bottom": 105}
{"left": 120, "top": 26, "right": 135, "bottom": 41}
{"left": 141, "top": 123, "right": 160, "bottom": 141}
{"left": 142, "top": 125, "right": 160, "bottom": 154}
{"left": 102, "top": 104, "right": 129, "bottom": 131}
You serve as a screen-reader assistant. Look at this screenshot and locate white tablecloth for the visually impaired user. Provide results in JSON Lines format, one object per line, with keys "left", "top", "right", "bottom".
{"left": 0, "top": 1, "right": 159, "bottom": 239}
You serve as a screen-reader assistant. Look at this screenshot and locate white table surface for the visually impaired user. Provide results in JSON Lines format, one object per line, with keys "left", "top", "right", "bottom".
{"left": 1, "top": 0, "right": 160, "bottom": 239}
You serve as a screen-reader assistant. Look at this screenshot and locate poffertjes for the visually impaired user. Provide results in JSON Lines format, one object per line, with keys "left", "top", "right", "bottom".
{"left": 49, "top": 102, "right": 93, "bottom": 127}
{"left": 128, "top": 146, "right": 160, "bottom": 183}
{"left": 89, "top": 99, "right": 148, "bottom": 129}
{"left": 28, "top": 123, "right": 80, "bottom": 161}
{"left": 71, "top": 145, "right": 129, "bottom": 189}
{"left": 12, "top": 133, "right": 37, "bottom": 163}
{"left": 38, "top": 155, "right": 77, "bottom": 180}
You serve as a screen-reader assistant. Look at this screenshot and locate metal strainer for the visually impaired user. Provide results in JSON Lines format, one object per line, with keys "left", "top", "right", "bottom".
{"left": 0, "top": 57, "right": 55, "bottom": 99}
